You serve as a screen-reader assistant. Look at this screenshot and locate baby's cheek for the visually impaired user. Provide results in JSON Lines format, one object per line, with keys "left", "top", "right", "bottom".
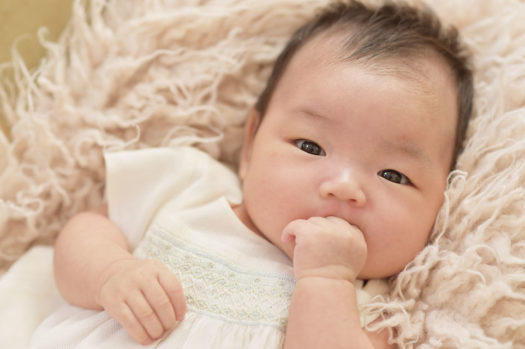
{"left": 359, "top": 215, "right": 421, "bottom": 277}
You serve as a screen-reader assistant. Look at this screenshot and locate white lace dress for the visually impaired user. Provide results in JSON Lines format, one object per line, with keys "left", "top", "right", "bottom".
{"left": 29, "top": 147, "right": 387, "bottom": 349}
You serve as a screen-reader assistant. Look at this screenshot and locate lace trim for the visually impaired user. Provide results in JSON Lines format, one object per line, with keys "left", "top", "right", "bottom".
{"left": 135, "top": 224, "right": 295, "bottom": 330}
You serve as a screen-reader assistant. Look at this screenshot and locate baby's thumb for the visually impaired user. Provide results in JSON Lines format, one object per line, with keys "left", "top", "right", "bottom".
{"left": 281, "top": 222, "right": 298, "bottom": 243}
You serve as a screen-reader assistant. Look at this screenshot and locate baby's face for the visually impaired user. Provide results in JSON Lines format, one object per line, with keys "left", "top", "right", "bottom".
{"left": 234, "top": 35, "right": 458, "bottom": 278}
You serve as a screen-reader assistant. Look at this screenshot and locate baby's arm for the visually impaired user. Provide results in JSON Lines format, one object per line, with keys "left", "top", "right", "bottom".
{"left": 281, "top": 217, "right": 393, "bottom": 349}
{"left": 54, "top": 206, "right": 186, "bottom": 345}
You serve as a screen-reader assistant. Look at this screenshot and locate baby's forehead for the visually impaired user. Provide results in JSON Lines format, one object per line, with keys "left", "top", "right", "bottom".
{"left": 296, "top": 31, "right": 457, "bottom": 98}
{"left": 281, "top": 34, "right": 459, "bottom": 135}
{"left": 364, "top": 53, "right": 457, "bottom": 104}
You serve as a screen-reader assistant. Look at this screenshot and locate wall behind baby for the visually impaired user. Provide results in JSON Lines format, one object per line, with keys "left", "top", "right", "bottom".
{"left": 0, "top": 0, "right": 73, "bottom": 136}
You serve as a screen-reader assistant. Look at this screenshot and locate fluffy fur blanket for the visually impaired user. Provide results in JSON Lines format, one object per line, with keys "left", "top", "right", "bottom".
{"left": 1, "top": 0, "right": 524, "bottom": 347}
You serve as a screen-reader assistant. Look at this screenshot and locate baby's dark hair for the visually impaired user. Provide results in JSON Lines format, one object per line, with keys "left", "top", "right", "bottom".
{"left": 255, "top": 0, "right": 474, "bottom": 166}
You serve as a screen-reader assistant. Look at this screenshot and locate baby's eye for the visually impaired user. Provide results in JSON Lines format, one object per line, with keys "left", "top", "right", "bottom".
{"left": 294, "top": 139, "right": 326, "bottom": 156}
{"left": 378, "top": 169, "right": 412, "bottom": 185}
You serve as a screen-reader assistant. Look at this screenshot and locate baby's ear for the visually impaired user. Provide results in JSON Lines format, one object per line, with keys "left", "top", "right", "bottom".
{"left": 238, "top": 109, "right": 261, "bottom": 179}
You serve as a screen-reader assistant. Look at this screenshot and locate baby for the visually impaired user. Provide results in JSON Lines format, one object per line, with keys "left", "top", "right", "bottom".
{"left": 30, "top": 1, "right": 473, "bottom": 348}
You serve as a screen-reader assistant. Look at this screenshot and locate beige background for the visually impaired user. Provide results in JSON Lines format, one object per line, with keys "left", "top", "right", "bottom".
{"left": 0, "top": 0, "right": 74, "bottom": 135}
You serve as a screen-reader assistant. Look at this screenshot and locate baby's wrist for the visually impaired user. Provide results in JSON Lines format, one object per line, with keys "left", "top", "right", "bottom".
{"left": 294, "top": 274, "right": 358, "bottom": 296}
{"left": 294, "top": 265, "right": 359, "bottom": 284}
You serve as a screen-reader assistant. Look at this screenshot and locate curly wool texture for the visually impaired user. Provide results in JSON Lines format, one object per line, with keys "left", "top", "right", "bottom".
{"left": 0, "top": 0, "right": 524, "bottom": 347}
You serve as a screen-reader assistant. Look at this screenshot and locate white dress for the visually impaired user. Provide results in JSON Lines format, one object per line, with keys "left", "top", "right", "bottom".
{"left": 29, "top": 147, "right": 388, "bottom": 349}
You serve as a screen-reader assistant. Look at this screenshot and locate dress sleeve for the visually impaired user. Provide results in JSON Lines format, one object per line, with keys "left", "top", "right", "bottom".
{"left": 104, "top": 147, "right": 241, "bottom": 250}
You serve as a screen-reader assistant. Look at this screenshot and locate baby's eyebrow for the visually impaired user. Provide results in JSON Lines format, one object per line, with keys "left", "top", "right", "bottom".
{"left": 297, "top": 108, "right": 331, "bottom": 122}
{"left": 383, "top": 140, "right": 431, "bottom": 165}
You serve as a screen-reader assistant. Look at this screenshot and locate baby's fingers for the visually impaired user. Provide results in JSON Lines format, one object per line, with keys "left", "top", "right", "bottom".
{"left": 127, "top": 290, "right": 165, "bottom": 342}
{"left": 159, "top": 271, "right": 187, "bottom": 322}
{"left": 142, "top": 277, "right": 178, "bottom": 331}
{"left": 281, "top": 219, "right": 306, "bottom": 242}
{"left": 128, "top": 292, "right": 164, "bottom": 339}
{"left": 116, "top": 301, "right": 154, "bottom": 345}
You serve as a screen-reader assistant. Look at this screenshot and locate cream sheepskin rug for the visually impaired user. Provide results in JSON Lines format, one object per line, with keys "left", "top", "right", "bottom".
{"left": 1, "top": 0, "right": 524, "bottom": 347}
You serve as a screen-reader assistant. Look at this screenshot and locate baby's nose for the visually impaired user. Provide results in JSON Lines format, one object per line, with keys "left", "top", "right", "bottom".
{"left": 319, "top": 169, "right": 366, "bottom": 207}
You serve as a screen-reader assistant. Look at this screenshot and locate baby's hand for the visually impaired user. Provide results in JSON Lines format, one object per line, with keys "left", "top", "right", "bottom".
{"left": 96, "top": 258, "right": 186, "bottom": 345}
{"left": 282, "top": 216, "right": 367, "bottom": 283}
